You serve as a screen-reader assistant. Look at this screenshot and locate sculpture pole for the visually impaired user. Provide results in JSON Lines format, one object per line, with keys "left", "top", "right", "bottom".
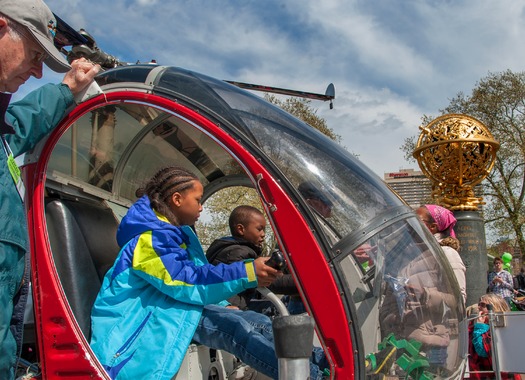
{"left": 413, "top": 114, "right": 499, "bottom": 307}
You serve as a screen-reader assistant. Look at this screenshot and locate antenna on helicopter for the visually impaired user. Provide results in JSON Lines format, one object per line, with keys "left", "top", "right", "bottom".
{"left": 225, "top": 81, "right": 336, "bottom": 109}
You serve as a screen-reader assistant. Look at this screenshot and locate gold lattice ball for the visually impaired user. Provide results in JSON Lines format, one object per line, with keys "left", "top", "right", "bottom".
{"left": 413, "top": 114, "right": 499, "bottom": 188}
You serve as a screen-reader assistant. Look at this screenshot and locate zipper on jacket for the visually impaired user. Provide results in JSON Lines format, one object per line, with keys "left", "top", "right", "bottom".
{"left": 113, "top": 311, "right": 152, "bottom": 358}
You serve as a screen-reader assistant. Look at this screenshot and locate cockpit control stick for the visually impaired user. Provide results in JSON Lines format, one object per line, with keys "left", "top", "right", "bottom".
{"left": 265, "top": 249, "right": 286, "bottom": 271}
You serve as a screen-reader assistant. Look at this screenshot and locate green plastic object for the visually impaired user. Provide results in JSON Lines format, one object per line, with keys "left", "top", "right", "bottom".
{"left": 366, "top": 333, "right": 434, "bottom": 380}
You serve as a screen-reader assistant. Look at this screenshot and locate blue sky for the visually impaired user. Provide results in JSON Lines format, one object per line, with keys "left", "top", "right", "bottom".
{"left": 16, "top": 0, "right": 525, "bottom": 177}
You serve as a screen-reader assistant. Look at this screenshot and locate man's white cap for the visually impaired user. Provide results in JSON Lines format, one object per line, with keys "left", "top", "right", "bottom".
{"left": 0, "top": 0, "right": 70, "bottom": 72}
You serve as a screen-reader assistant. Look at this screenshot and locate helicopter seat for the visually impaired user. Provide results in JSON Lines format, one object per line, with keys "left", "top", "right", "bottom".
{"left": 45, "top": 197, "right": 121, "bottom": 340}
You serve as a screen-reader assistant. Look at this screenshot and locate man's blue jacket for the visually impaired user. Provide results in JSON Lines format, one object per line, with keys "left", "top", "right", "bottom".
{"left": 90, "top": 195, "right": 258, "bottom": 380}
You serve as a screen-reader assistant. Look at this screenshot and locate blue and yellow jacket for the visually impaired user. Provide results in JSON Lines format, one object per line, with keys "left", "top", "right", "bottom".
{"left": 90, "top": 195, "right": 258, "bottom": 380}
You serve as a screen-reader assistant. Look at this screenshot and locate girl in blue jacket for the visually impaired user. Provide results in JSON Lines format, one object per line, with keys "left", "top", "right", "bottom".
{"left": 91, "top": 166, "right": 292, "bottom": 379}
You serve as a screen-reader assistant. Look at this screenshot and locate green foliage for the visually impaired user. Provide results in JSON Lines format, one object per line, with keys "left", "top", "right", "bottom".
{"left": 265, "top": 94, "right": 341, "bottom": 142}
{"left": 401, "top": 70, "right": 525, "bottom": 257}
{"left": 443, "top": 71, "right": 525, "bottom": 257}
{"left": 400, "top": 136, "right": 417, "bottom": 163}
{"left": 198, "top": 95, "right": 336, "bottom": 253}
{"left": 400, "top": 115, "right": 435, "bottom": 163}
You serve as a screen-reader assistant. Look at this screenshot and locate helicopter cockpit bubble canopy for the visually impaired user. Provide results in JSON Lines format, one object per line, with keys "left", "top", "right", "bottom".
{"left": 41, "top": 65, "right": 467, "bottom": 379}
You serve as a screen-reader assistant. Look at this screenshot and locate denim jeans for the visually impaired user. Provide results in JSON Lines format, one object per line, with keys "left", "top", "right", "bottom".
{"left": 193, "top": 304, "right": 327, "bottom": 379}
{"left": 286, "top": 298, "right": 306, "bottom": 315}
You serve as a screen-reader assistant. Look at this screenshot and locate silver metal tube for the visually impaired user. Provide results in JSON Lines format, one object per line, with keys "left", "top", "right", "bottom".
{"left": 257, "top": 287, "right": 290, "bottom": 316}
{"left": 488, "top": 305, "right": 501, "bottom": 380}
{"left": 278, "top": 358, "right": 310, "bottom": 380}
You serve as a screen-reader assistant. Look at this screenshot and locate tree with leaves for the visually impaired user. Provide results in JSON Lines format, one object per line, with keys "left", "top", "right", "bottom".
{"left": 264, "top": 94, "right": 341, "bottom": 143}
{"left": 198, "top": 95, "right": 338, "bottom": 248}
{"left": 197, "top": 186, "right": 265, "bottom": 249}
{"left": 402, "top": 70, "right": 525, "bottom": 258}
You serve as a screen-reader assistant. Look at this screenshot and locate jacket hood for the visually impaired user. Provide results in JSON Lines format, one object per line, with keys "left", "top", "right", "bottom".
{"left": 117, "top": 195, "right": 183, "bottom": 247}
{"left": 206, "top": 236, "right": 262, "bottom": 263}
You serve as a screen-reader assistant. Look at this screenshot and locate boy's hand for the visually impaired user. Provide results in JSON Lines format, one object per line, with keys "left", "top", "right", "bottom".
{"left": 253, "top": 257, "right": 280, "bottom": 287}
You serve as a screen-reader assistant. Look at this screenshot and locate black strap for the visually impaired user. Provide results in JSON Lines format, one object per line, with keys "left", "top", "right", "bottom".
{"left": 0, "top": 92, "right": 15, "bottom": 134}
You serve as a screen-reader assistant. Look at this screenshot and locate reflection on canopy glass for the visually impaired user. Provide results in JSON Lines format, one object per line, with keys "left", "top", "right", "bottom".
{"left": 47, "top": 102, "right": 244, "bottom": 202}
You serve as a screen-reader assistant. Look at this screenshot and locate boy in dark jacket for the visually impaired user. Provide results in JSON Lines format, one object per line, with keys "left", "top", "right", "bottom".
{"left": 207, "top": 205, "right": 267, "bottom": 309}
{"left": 207, "top": 205, "right": 299, "bottom": 312}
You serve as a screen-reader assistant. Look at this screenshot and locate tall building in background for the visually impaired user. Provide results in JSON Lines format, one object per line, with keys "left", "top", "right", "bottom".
{"left": 384, "top": 168, "right": 432, "bottom": 209}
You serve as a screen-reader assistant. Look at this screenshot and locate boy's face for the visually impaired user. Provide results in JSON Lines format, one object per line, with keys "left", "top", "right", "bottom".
{"left": 237, "top": 213, "right": 266, "bottom": 247}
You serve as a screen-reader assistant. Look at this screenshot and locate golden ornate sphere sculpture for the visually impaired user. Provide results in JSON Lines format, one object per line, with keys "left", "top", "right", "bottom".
{"left": 412, "top": 114, "right": 499, "bottom": 211}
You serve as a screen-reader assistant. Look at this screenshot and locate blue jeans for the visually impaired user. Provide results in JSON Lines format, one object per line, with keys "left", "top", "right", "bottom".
{"left": 193, "top": 304, "right": 327, "bottom": 379}
{"left": 287, "top": 298, "right": 306, "bottom": 315}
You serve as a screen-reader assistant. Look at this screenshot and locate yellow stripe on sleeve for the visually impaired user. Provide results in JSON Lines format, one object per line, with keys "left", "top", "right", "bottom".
{"left": 132, "top": 231, "right": 193, "bottom": 287}
{"left": 245, "top": 261, "right": 257, "bottom": 283}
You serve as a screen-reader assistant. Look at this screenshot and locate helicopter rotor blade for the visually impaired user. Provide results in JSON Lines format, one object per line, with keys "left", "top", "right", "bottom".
{"left": 225, "top": 81, "right": 335, "bottom": 103}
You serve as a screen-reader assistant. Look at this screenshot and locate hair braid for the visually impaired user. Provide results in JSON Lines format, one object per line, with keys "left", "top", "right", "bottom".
{"left": 136, "top": 166, "right": 199, "bottom": 225}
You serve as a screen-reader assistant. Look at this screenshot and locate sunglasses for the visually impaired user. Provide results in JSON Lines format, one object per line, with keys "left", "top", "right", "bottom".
{"left": 478, "top": 302, "right": 488, "bottom": 308}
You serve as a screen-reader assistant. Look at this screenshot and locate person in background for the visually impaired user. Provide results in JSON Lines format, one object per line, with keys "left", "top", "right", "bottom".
{"left": 416, "top": 204, "right": 467, "bottom": 304}
{"left": 488, "top": 257, "right": 518, "bottom": 307}
{"left": 0, "top": 1, "right": 100, "bottom": 378}
{"left": 515, "top": 267, "right": 525, "bottom": 291}
{"left": 90, "top": 167, "right": 329, "bottom": 380}
{"left": 468, "top": 293, "right": 521, "bottom": 379}
{"left": 298, "top": 181, "right": 333, "bottom": 218}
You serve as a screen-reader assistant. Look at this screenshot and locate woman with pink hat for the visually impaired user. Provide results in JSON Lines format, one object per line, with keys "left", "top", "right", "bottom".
{"left": 416, "top": 204, "right": 467, "bottom": 304}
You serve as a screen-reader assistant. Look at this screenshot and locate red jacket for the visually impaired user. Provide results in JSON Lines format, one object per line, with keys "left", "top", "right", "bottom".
{"left": 468, "top": 321, "right": 520, "bottom": 379}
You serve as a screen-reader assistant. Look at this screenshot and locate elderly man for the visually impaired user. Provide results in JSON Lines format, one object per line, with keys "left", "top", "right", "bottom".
{"left": 0, "top": 1, "right": 100, "bottom": 378}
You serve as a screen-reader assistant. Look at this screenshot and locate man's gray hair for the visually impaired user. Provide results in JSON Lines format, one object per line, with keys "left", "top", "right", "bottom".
{"left": 0, "top": 13, "right": 23, "bottom": 41}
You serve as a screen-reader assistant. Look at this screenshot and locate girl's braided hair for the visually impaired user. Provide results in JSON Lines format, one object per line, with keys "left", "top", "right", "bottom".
{"left": 136, "top": 166, "right": 199, "bottom": 225}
